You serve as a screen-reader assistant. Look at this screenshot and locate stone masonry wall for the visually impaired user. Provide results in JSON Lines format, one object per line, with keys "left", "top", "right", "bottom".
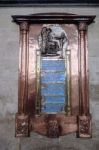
{"left": 0, "top": 7, "right": 99, "bottom": 150}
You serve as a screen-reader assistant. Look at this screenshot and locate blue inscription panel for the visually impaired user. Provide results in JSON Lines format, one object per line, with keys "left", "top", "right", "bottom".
{"left": 41, "top": 103, "right": 65, "bottom": 113}
{"left": 41, "top": 58, "right": 66, "bottom": 113}
{"left": 42, "top": 96, "right": 65, "bottom": 103}
{"left": 41, "top": 84, "right": 65, "bottom": 96}
{"left": 42, "top": 59, "right": 65, "bottom": 71}
{"left": 41, "top": 72, "right": 65, "bottom": 83}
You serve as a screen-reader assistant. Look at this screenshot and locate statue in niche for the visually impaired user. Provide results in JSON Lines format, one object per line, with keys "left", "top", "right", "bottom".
{"left": 38, "top": 24, "right": 68, "bottom": 58}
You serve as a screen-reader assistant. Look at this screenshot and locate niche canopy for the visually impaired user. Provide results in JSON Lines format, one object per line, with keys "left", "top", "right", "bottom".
{"left": 12, "top": 13, "right": 95, "bottom": 138}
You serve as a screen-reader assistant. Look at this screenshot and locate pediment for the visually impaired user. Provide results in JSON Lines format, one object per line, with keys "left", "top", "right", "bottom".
{"left": 12, "top": 12, "right": 95, "bottom": 24}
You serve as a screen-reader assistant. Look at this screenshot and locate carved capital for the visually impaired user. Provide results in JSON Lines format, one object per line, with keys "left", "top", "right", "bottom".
{"left": 20, "top": 21, "right": 29, "bottom": 31}
{"left": 78, "top": 22, "right": 88, "bottom": 31}
{"left": 15, "top": 114, "right": 30, "bottom": 137}
{"left": 77, "top": 115, "right": 91, "bottom": 138}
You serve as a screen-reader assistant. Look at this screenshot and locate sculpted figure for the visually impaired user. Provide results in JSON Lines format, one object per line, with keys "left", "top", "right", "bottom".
{"left": 38, "top": 24, "right": 68, "bottom": 57}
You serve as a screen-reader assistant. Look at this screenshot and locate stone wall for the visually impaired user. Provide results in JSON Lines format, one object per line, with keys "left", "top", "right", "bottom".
{"left": 0, "top": 7, "right": 99, "bottom": 150}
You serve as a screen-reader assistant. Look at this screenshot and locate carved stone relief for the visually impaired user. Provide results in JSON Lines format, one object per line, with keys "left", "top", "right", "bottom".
{"left": 38, "top": 24, "right": 68, "bottom": 58}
